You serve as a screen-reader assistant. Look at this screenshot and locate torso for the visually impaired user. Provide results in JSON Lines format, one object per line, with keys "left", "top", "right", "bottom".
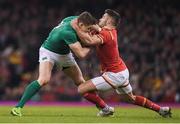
{"left": 97, "top": 28, "right": 127, "bottom": 73}
{"left": 42, "top": 16, "right": 78, "bottom": 55}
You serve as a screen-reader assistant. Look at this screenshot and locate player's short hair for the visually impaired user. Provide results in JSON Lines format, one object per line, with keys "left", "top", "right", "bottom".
{"left": 78, "top": 11, "right": 97, "bottom": 26}
{"left": 105, "top": 9, "right": 120, "bottom": 27}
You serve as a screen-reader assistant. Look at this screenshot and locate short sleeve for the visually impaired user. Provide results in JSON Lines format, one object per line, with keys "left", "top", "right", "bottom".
{"left": 64, "top": 32, "right": 78, "bottom": 44}
{"left": 98, "top": 30, "right": 112, "bottom": 44}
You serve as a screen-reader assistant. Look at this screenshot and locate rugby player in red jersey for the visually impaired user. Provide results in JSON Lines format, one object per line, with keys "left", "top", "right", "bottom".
{"left": 72, "top": 9, "right": 172, "bottom": 117}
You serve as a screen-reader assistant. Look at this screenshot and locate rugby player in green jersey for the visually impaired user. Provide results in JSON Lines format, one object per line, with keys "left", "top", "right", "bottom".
{"left": 11, "top": 12, "right": 114, "bottom": 117}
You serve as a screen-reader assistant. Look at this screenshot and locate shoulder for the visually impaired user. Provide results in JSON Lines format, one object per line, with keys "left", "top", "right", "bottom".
{"left": 63, "top": 30, "right": 77, "bottom": 38}
{"left": 98, "top": 28, "right": 114, "bottom": 44}
{"left": 99, "top": 29, "right": 110, "bottom": 36}
{"left": 61, "top": 16, "right": 78, "bottom": 23}
{"left": 63, "top": 31, "right": 78, "bottom": 44}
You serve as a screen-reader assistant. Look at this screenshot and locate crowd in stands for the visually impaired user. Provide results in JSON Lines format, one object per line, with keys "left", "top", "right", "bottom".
{"left": 0, "top": 0, "right": 179, "bottom": 103}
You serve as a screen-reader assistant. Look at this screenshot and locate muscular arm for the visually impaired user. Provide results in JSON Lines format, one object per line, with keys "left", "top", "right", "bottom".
{"left": 69, "top": 41, "right": 90, "bottom": 59}
{"left": 71, "top": 20, "right": 103, "bottom": 46}
{"left": 76, "top": 30, "right": 103, "bottom": 46}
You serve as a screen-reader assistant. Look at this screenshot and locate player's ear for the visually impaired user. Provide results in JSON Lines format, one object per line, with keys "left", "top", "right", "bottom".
{"left": 78, "top": 22, "right": 84, "bottom": 28}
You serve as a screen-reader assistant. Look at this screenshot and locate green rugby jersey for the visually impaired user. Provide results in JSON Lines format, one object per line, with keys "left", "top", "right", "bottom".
{"left": 42, "top": 16, "right": 78, "bottom": 54}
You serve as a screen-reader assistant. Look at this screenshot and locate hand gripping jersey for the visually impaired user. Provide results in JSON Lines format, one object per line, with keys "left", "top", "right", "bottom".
{"left": 42, "top": 16, "right": 79, "bottom": 55}
{"left": 96, "top": 28, "right": 127, "bottom": 73}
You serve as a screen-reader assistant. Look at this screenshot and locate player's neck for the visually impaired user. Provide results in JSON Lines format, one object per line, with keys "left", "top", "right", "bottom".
{"left": 103, "top": 25, "right": 115, "bottom": 30}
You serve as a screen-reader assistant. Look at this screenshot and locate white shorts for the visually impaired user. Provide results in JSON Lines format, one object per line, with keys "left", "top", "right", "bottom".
{"left": 39, "top": 47, "right": 77, "bottom": 69}
{"left": 91, "top": 69, "right": 132, "bottom": 94}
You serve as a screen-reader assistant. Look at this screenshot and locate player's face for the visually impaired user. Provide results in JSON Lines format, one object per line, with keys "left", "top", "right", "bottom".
{"left": 99, "top": 13, "right": 109, "bottom": 27}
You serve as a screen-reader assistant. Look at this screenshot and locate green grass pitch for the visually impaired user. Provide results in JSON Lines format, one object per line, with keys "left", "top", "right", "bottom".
{"left": 0, "top": 106, "right": 180, "bottom": 123}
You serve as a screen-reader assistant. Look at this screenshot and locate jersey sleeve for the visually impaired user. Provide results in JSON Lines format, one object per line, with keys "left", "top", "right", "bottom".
{"left": 98, "top": 30, "right": 112, "bottom": 44}
{"left": 64, "top": 32, "right": 78, "bottom": 45}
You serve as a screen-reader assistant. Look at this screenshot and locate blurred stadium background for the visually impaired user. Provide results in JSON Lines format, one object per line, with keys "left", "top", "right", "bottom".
{"left": 0, "top": 0, "right": 179, "bottom": 104}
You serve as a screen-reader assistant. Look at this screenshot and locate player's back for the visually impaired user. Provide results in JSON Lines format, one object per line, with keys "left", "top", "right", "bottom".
{"left": 42, "top": 16, "right": 78, "bottom": 55}
{"left": 97, "top": 28, "right": 127, "bottom": 73}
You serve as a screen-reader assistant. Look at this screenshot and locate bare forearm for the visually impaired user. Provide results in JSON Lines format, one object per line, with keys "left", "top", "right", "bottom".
{"left": 69, "top": 41, "right": 91, "bottom": 59}
{"left": 76, "top": 30, "right": 93, "bottom": 45}
{"left": 77, "top": 30, "right": 102, "bottom": 46}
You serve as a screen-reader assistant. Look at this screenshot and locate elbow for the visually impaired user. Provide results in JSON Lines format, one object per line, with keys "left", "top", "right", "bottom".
{"left": 78, "top": 54, "right": 87, "bottom": 59}
{"left": 76, "top": 52, "right": 87, "bottom": 59}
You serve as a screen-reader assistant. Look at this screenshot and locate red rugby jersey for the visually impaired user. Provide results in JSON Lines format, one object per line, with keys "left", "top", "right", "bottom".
{"left": 96, "top": 28, "right": 127, "bottom": 73}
